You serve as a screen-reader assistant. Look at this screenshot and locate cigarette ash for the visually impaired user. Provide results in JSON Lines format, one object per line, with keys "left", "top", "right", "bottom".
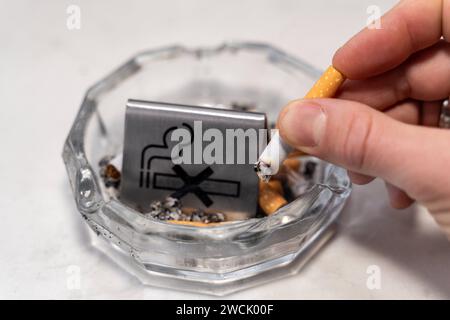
{"left": 98, "top": 154, "right": 225, "bottom": 224}
{"left": 254, "top": 160, "right": 272, "bottom": 183}
{"left": 146, "top": 197, "right": 225, "bottom": 223}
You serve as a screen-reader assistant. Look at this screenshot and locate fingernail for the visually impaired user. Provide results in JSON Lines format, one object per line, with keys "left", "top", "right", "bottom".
{"left": 279, "top": 101, "right": 326, "bottom": 148}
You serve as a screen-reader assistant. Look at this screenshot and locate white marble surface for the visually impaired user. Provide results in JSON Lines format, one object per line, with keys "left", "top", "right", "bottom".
{"left": 1, "top": 0, "right": 450, "bottom": 299}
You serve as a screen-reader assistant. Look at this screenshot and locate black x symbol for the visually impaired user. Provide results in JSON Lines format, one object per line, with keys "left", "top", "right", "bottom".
{"left": 170, "top": 165, "right": 214, "bottom": 207}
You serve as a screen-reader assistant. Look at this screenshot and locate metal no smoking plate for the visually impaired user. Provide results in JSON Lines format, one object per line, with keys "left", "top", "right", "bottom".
{"left": 120, "top": 100, "right": 267, "bottom": 217}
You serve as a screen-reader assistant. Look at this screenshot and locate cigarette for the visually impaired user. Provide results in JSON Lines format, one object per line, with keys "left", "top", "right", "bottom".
{"left": 258, "top": 181, "right": 288, "bottom": 215}
{"left": 255, "top": 65, "right": 345, "bottom": 182}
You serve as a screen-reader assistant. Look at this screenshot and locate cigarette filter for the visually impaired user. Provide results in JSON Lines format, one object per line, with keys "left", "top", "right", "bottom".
{"left": 168, "top": 220, "right": 223, "bottom": 227}
{"left": 258, "top": 181, "right": 288, "bottom": 215}
{"left": 267, "top": 179, "right": 283, "bottom": 194}
{"left": 304, "top": 65, "right": 345, "bottom": 99}
{"left": 283, "top": 157, "right": 301, "bottom": 173}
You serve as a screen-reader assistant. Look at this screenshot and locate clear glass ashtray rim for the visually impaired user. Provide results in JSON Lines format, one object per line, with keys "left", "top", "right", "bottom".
{"left": 62, "top": 41, "right": 352, "bottom": 239}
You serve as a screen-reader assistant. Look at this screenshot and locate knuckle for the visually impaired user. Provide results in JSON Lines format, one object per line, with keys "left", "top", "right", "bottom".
{"left": 341, "top": 110, "right": 375, "bottom": 171}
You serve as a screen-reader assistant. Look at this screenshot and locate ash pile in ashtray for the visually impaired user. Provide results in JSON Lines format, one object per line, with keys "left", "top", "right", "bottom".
{"left": 98, "top": 155, "right": 226, "bottom": 225}
{"left": 146, "top": 197, "right": 225, "bottom": 223}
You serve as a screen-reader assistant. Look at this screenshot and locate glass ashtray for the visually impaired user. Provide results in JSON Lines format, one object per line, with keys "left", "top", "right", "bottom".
{"left": 62, "top": 42, "right": 351, "bottom": 296}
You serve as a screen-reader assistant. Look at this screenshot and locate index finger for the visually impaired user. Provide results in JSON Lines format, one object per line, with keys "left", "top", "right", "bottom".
{"left": 333, "top": 0, "right": 448, "bottom": 79}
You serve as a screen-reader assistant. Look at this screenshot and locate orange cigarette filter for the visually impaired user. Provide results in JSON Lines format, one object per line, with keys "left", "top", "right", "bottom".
{"left": 168, "top": 220, "right": 223, "bottom": 227}
{"left": 305, "top": 65, "right": 346, "bottom": 99}
{"left": 267, "top": 179, "right": 283, "bottom": 194}
{"left": 282, "top": 157, "right": 301, "bottom": 173}
{"left": 259, "top": 181, "right": 288, "bottom": 215}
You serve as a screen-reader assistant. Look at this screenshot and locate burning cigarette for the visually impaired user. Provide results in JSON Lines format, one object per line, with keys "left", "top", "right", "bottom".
{"left": 255, "top": 65, "right": 345, "bottom": 182}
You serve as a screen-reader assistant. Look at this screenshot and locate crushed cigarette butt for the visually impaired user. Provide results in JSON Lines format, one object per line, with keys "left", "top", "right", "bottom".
{"left": 267, "top": 179, "right": 283, "bottom": 194}
{"left": 259, "top": 181, "right": 288, "bottom": 215}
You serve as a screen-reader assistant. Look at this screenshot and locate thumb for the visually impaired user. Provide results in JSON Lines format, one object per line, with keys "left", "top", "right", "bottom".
{"left": 277, "top": 98, "right": 450, "bottom": 206}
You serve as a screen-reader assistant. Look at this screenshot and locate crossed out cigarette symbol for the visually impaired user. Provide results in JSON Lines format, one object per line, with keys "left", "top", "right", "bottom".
{"left": 153, "top": 165, "right": 240, "bottom": 207}
{"left": 140, "top": 125, "right": 241, "bottom": 207}
{"left": 170, "top": 165, "right": 214, "bottom": 207}
{"left": 167, "top": 165, "right": 214, "bottom": 207}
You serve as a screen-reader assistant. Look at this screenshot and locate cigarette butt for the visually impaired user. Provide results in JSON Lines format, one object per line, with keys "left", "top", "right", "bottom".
{"left": 267, "top": 179, "right": 283, "bottom": 194}
{"left": 167, "top": 220, "right": 223, "bottom": 227}
{"left": 283, "top": 157, "right": 301, "bottom": 172}
{"left": 305, "top": 65, "right": 346, "bottom": 99}
{"left": 105, "top": 164, "right": 121, "bottom": 180}
{"left": 259, "top": 181, "right": 288, "bottom": 215}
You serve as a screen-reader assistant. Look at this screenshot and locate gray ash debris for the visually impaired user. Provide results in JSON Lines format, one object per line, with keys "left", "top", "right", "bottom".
{"left": 145, "top": 197, "right": 225, "bottom": 224}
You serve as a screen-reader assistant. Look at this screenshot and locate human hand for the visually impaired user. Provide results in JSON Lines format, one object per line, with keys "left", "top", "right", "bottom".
{"left": 277, "top": 0, "right": 450, "bottom": 237}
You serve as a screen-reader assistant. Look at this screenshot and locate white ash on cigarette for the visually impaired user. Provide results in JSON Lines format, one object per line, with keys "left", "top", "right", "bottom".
{"left": 255, "top": 131, "right": 293, "bottom": 182}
